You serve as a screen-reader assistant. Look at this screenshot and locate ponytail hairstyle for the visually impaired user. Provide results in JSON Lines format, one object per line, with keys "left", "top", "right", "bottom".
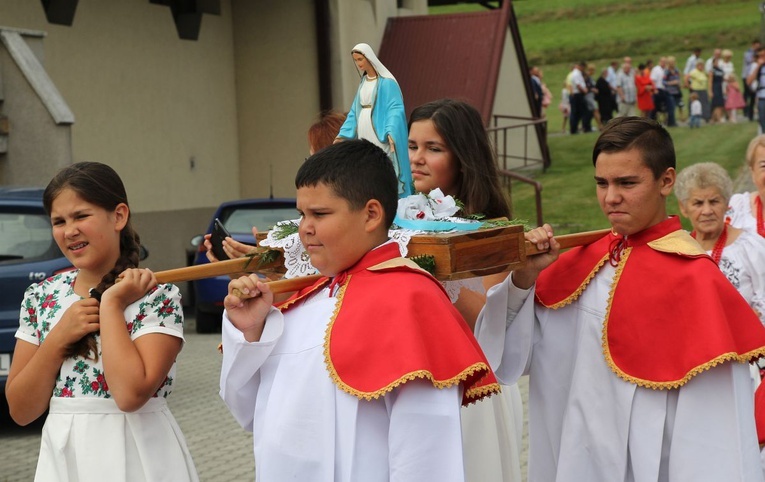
{"left": 43, "top": 162, "right": 141, "bottom": 360}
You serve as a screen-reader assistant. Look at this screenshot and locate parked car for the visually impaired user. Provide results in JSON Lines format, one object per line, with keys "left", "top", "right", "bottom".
{"left": 189, "top": 198, "right": 297, "bottom": 333}
{"left": 0, "top": 188, "right": 73, "bottom": 394}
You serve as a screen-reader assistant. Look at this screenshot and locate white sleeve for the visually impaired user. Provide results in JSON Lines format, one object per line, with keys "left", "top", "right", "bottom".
{"left": 473, "top": 273, "right": 537, "bottom": 385}
{"left": 743, "top": 239, "right": 765, "bottom": 326}
{"left": 219, "top": 307, "right": 283, "bottom": 431}
{"left": 386, "top": 380, "right": 464, "bottom": 482}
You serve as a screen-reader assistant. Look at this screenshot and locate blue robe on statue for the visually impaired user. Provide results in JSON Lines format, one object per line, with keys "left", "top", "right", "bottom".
{"left": 338, "top": 77, "right": 413, "bottom": 197}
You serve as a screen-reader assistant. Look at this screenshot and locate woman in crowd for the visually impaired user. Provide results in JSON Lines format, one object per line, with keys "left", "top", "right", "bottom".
{"left": 595, "top": 67, "right": 616, "bottom": 126}
{"left": 335, "top": 43, "right": 412, "bottom": 196}
{"left": 635, "top": 63, "right": 655, "bottom": 117}
{"left": 709, "top": 57, "right": 726, "bottom": 124}
{"left": 664, "top": 56, "right": 683, "bottom": 125}
{"left": 676, "top": 162, "right": 765, "bottom": 325}
{"left": 408, "top": 98, "right": 523, "bottom": 482}
{"left": 584, "top": 64, "right": 602, "bottom": 130}
{"left": 689, "top": 59, "right": 711, "bottom": 121}
{"left": 727, "top": 134, "right": 765, "bottom": 237}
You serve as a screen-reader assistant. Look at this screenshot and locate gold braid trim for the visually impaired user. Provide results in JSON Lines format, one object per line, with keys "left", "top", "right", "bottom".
{"left": 464, "top": 382, "right": 502, "bottom": 406}
{"left": 322, "top": 274, "right": 500, "bottom": 401}
{"left": 539, "top": 254, "right": 609, "bottom": 310}
{"left": 601, "top": 248, "right": 765, "bottom": 389}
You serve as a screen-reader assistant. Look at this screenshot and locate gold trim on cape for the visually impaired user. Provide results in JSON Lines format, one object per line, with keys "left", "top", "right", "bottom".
{"left": 600, "top": 248, "right": 765, "bottom": 389}
{"left": 322, "top": 274, "right": 501, "bottom": 402}
{"left": 538, "top": 255, "right": 609, "bottom": 310}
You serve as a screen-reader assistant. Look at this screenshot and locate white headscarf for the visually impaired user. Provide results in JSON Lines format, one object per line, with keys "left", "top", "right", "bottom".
{"left": 351, "top": 43, "right": 397, "bottom": 84}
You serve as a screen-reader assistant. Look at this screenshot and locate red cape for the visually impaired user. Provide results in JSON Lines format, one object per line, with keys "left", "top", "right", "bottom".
{"left": 277, "top": 243, "right": 500, "bottom": 406}
{"left": 535, "top": 217, "right": 765, "bottom": 389}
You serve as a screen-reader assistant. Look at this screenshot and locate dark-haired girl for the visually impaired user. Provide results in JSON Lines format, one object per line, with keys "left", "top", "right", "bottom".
{"left": 6, "top": 162, "right": 198, "bottom": 481}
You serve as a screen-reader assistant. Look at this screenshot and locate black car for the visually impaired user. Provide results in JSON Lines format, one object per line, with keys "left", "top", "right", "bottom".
{"left": 0, "top": 188, "right": 73, "bottom": 393}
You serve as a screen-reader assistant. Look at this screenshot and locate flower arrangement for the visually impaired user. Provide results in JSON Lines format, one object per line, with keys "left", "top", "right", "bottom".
{"left": 394, "top": 189, "right": 481, "bottom": 232}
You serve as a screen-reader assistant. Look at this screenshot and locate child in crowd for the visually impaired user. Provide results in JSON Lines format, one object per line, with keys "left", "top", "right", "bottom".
{"left": 689, "top": 92, "right": 702, "bottom": 128}
{"left": 725, "top": 74, "right": 747, "bottom": 123}
{"left": 475, "top": 117, "right": 765, "bottom": 481}
{"left": 559, "top": 81, "right": 571, "bottom": 133}
{"left": 219, "top": 140, "right": 498, "bottom": 481}
{"left": 6, "top": 162, "right": 198, "bottom": 481}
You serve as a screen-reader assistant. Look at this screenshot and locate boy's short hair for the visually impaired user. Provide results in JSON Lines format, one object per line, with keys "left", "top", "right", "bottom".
{"left": 592, "top": 116, "right": 675, "bottom": 179}
{"left": 295, "top": 139, "right": 398, "bottom": 228}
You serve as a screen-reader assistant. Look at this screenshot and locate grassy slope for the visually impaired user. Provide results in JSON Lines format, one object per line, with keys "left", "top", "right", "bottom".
{"left": 431, "top": 0, "right": 761, "bottom": 231}
{"left": 509, "top": 122, "right": 759, "bottom": 234}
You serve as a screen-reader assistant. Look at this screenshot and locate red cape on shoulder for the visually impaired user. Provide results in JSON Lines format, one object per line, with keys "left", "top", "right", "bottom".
{"left": 277, "top": 243, "right": 499, "bottom": 406}
{"left": 535, "top": 217, "right": 765, "bottom": 389}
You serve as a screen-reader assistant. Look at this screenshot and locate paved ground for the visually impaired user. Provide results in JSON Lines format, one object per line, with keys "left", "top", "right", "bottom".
{"left": 0, "top": 316, "right": 530, "bottom": 481}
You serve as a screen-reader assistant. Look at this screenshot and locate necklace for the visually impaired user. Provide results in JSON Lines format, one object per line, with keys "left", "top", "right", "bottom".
{"left": 691, "top": 224, "right": 727, "bottom": 265}
{"left": 366, "top": 75, "right": 378, "bottom": 81}
{"left": 757, "top": 196, "right": 765, "bottom": 238}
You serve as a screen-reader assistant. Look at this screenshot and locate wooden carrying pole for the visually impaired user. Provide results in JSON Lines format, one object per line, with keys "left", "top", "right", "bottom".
{"left": 153, "top": 228, "right": 611, "bottom": 295}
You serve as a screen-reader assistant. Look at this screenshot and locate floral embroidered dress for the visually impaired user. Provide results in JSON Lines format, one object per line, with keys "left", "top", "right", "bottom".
{"left": 16, "top": 270, "right": 198, "bottom": 482}
{"left": 709, "top": 230, "right": 765, "bottom": 325}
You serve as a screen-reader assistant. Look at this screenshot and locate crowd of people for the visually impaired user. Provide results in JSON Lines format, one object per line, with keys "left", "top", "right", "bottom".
{"left": 551, "top": 40, "right": 765, "bottom": 135}
{"left": 8, "top": 42, "right": 765, "bottom": 482}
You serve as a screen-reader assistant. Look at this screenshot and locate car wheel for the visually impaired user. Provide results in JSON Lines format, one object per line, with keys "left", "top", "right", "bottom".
{"left": 196, "top": 308, "right": 221, "bottom": 334}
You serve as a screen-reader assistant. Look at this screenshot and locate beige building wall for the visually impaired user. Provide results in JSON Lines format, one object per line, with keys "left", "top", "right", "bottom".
{"left": 0, "top": 0, "right": 450, "bottom": 294}
{"left": 0, "top": 0, "right": 240, "bottom": 276}
{"left": 329, "top": 0, "right": 428, "bottom": 114}
{"left": 231, "top": 0, "right": 320, "bottom": 200}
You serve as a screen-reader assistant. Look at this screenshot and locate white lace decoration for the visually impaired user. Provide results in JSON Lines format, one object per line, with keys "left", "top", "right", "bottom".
{"left": 261, "top": 191, "right": 480, "bottom": 280}
{"left": 442, "top": 278, "right": 487, "bottom": 303}
{"left": 259, "top": 219, "right": 422, "bottom": 279}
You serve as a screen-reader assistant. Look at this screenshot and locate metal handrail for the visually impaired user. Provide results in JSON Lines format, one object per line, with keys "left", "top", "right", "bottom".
{"left": 498, "top": 168, "right": 543, "bottom": 227}
{"left": 487, "top": 115, "right": 549, "bottom": 171}
{"left": 487, "top": 115, "right": 548, "bottom": 226}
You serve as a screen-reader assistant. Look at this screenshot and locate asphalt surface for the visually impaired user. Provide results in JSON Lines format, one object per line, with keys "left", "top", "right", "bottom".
{"left": 0, "top": 316, "right": 529, "bottom": 481}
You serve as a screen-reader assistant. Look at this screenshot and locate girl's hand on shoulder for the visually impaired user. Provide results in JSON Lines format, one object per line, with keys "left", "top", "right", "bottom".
{"left": 46, "top": 298, "right": 100, "bottom": 350}
{"left": 101, "top": 268, "right": 157, "bottom": 308}
{"left": 224, "top": 275, "right": 273, "bottom": 339}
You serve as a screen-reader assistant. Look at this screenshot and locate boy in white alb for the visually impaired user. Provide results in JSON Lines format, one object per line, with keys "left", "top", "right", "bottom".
{"left": 220, "top": 140, "right": 499, "bottom": 481}
{"left": 476, "top": 117, "right": 765, "bottom": 482}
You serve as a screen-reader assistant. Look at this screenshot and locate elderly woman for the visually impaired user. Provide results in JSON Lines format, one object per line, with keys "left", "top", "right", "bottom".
{"left": 676, "top": 162, "right": 765, "bottom": 325}
{"left": 727, "top": 134, "right": 765, "bottom": 237}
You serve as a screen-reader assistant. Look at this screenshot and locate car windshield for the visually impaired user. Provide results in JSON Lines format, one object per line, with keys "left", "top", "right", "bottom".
{"left": 222, "top": 207, "right": 298, "bottom": 234}
{"left": 0, "top": 212, "right": 56, "bottom": 261}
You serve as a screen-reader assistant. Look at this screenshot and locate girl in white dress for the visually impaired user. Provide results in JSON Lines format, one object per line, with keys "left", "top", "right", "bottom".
{"left": 6, "top": 162, "right": 198, "bottom": 482}
{"left": 408, "top": 99, "right": 523, "bottom": 482}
